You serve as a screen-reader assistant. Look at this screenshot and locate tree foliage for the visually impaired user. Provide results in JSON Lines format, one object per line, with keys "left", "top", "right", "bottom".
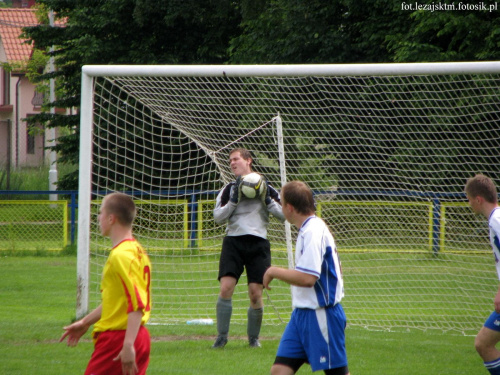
{"left": 229, "top": 0, "right": 411, "bottom": 64}
{"left": 23, "top": 0, "right": 241, "bottom": 189}
{"left": 22, "top": 0, "right": 500, "bottom": 190}
{"left": 387, "top": 3, "right": 500, "bottom": 61}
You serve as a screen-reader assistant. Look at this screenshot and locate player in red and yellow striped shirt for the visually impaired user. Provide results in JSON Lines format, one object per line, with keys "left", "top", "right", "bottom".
{"left": 60, "top": 193, "right": 152, "bottom": 375}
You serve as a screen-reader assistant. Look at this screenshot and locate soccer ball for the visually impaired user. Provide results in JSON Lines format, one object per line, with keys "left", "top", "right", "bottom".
{"left": 240, "top": 173, "right": 265, "bottom": 199}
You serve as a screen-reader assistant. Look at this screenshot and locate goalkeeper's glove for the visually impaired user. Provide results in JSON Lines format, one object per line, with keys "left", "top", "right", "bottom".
{"left": 229, "top": 176, "right": 242, "bottom": 204}
{"left": 261, "top": 180, "right": 271, "bottom": 206}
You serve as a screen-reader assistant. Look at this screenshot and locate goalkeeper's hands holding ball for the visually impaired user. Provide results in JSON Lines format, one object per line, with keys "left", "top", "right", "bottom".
{"left": 229, "top": 176, "right": 242, "bottom": 204}
{"left": 260, "top": 180, "right": 271, "bottom": 206}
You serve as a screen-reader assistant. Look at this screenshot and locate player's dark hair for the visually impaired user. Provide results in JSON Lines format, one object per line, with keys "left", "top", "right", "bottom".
{"left": 230, "top": 147, "right": 253, "bottom": 167}
{"left": 282, "top": 180, "right": 315, "bottom": 215}
{"left": 104, "top": 192, "right": 136, "bottom": 226}
{"left": 465, "top": 174, "right": 498, "bottom": 204}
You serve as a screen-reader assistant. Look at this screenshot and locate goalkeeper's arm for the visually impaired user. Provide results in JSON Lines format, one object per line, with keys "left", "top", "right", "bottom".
{"left": 213, "top": 182, "right": 239, "bottom": 224}
{"left": 265, "top": 184, "right": 286, "bottom": 222}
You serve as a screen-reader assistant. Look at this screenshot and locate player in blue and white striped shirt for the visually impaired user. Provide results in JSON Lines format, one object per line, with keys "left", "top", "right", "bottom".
{"left": 466, "top": 174, "right": 500, "bottom": 375}
{"left": 264, "top": 180, "right": 349, "bottom": 375}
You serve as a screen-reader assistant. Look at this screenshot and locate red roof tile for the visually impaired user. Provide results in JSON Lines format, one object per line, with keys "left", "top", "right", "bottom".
{"left": 0, "top": 9, "right": 39, "bottom": 64}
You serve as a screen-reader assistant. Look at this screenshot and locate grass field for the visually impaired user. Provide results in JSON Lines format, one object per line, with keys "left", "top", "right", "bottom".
{"left": 0, "top": 255, "right": 487, "bottom": 374}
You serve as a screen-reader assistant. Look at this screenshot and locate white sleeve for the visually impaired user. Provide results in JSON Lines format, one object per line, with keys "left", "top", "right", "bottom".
{"left": 295, "top": 226, "right": 324, "bottom": 278}
{"left": 267, "top": 199, "right": 285, "bottom": 222}
{"left": 489, "top": 214, "right": 500, "bottom": 280}
{"left": 213, "top": 188, "right": 236, "bottom": 225}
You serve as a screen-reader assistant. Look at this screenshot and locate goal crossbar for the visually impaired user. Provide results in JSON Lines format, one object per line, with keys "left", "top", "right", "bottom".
{"left": 82, "top": 61, "right": 500, "bottom": 78}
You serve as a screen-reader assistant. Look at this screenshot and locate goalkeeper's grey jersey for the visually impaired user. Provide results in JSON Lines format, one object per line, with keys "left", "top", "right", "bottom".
{"left": 213, "top": 181, "right": 285, "bottom": 239}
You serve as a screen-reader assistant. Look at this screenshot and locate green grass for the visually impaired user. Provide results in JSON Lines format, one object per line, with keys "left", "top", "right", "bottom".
{"left": 0, "top": 256, "right": 487, "bottom": 374}
{"left": 83, "top": 250, "right": 493, "bottom": 335}
{"left": 0, "top": 164, "right": 78, "bottom": 192}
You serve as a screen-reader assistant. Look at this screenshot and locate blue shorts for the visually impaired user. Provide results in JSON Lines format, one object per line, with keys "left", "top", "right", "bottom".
{"left": 484, "top": 311, "right": 500, "bottom": 331}
{"left": 276, "top": 304, "right": 348, "bottom": 372}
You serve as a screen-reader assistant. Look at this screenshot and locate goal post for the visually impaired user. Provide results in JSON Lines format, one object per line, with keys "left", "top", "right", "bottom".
{"left": 78, "top": 62, "right": 500, "bottom": 334}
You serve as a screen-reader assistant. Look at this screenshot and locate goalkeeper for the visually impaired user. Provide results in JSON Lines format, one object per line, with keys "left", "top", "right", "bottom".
{"left": 212, "top": 147, "right": 285, "bottom": 349}
{"left": 465, "top": 174, "right": 500, "bottom": 375}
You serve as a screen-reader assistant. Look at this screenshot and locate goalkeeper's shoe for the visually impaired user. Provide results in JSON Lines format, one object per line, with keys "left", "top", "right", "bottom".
{"left": 211, "top": 336, "right": 228, "bottom": 349}
{"left": 249, "top": 337, "right": 261, "bottom": 348}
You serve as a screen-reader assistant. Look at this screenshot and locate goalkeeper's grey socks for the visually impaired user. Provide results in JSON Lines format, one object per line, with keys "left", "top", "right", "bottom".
{"left": 216, "top": 296, "right": 232, "bottom": 338}
{"left": 247, "top": 306, "right": 263, "bottom": 339}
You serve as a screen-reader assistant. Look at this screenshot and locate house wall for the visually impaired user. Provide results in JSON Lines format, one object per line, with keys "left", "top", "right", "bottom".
{"left": 0, "top": 7, "right": 62, "bottom": 171}
{"left": 0, "top": 58, "right": 15, "bottom": 169}
{"left": 15, "top": 75, "right": 44, "bottom": 167}
{"left": 0, "top": 72, "right": 46, "bottom": 169}
{"left": 0, "top": 42, "right": 6, "bottom": 65}
{"left": 0, "top": 120, "right": 9, "bottom": 167}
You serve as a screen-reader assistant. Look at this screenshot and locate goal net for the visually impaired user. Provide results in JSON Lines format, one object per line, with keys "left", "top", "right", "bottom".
{"left": 78, "top": 63, "right": 500, "bottom": 335}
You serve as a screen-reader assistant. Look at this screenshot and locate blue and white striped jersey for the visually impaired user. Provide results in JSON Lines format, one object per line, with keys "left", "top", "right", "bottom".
{"left": 292, "top": 215, "right": 344, "bottom": 309}
{"left": 489, "top": 207, "right": 500, "bottom": 280}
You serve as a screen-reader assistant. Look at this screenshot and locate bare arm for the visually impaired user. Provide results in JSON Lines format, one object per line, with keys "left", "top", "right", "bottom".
{"left": 494, "top": 284, "right": 500, "bottom": 313}
{"left": 60, "top": 304, "right": 102, "bottom": 346}
{"left": 263, "top": 266, "right": 318, "bottom": 290}
{"left": 113, "top": 310, "right": 144, "bottom": 375}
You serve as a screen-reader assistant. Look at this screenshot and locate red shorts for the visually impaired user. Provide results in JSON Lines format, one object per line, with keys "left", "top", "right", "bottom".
{"left": 85, "top": 326, "right": 150, "bottom": 375}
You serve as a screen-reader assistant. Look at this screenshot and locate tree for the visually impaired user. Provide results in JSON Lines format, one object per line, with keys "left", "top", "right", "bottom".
{"left": 229, "top": 0, "right": 410, "bottom": 64}
{"left": 230, "top": 0, "right": 500, "bottom": 64}
{"left": 227, "top": 0, "right": 500, "bottom": 192}
{"left": 23, "top": 0, "right": 500, "bottom": 190}
{"left": 23, "top": 0, "right": 241, "bottom": 190}
{"left": 387, "top": 4, "right": 500, "bottom": 62}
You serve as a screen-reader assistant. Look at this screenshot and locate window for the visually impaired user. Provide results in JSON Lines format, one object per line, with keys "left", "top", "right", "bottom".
{"left": 2, "top": 69, "right": 10, "bottom": 105}
{"left": 27, "top": 124, "right": 35, "bottom": 154}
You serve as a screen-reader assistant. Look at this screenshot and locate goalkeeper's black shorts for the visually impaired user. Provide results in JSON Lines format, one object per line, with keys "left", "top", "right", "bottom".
{"left": 218, "top": 234, "right": 270, "bottom": 284}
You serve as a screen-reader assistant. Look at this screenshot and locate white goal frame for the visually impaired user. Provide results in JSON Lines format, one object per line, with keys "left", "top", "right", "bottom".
{"left": 78, "top": 62, "right": 500, "bottom": 334}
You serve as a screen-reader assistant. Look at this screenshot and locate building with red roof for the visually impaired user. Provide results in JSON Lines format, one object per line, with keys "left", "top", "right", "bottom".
{"left": 0, "top": 8, "right": 37, "bottom": 66}
{"left": 0, "top": 6, "right": 63, "bottom": 173}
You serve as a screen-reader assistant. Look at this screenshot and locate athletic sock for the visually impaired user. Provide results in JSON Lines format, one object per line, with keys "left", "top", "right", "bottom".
{"left": 216, "top": 296, "right": 232, "bottom": 338}
{"left": 247, "top": 307, "right": 263, "bottom": 339}
{"left": 485, "top": 357, "right": 500, "bottom": 374}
